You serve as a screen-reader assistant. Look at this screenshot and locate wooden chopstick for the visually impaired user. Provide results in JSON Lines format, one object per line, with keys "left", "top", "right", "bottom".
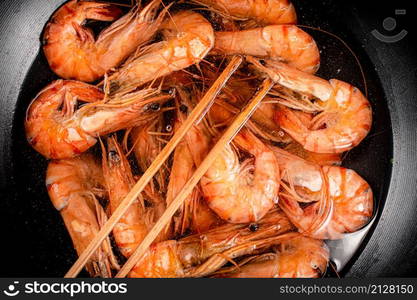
{"left": 64, "top": 56, "right": 243, "bottom": 278}
{"left": 115, "top": 77, "right": 274, "bottom": 278}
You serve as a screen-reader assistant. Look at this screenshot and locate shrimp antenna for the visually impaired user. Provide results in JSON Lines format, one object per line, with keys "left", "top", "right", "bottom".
{"left": 123, "top": 127, "right": 133, "bottom": 153}
{"left": 104, "top": 2, "right": 134, "bottom": 8}
{"left": 308, "top": 167, "right": 333, "bottom": 236}
{"left": 297, "top": 25, "right": 368, "bottom": 98}
{"left": 187, "top": 0, "right": 247, "bottom": 22}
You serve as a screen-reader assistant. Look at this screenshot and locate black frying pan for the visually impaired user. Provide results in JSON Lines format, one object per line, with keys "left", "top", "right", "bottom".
{"left": 0, "top": 0, "right": 416, "bottom": 277}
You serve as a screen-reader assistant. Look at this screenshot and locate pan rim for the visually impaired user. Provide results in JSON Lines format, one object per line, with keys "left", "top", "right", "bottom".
{"left": 0, "top": 0, "right": 416, "bottom": 277}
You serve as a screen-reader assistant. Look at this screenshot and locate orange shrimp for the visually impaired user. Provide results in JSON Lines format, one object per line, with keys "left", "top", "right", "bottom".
{"left": 46, "top": 154, "right": 119, "bottom": 277}
{"left": 191, "top": 0, "right": 297, "bottom": 26}
{"left": 166, "top": 97, "right": 221, "bottom": 236}
{"left": 200, "top": 128, "right": 280, "bottom": 223}
{"left": 199, "top": 64, "right": 298, "bottom": 144}
{"left": 177, "top": 88, "right": 282, "bottom": 223}
{"left": 25, "top": 80, "right": 171, "bottom": 159}
{"left": 129, "top": 209, "right": 294, "bottom": 277}
{"left": 102, "top": 136, "right": 149, "bottom": 258}
{"left": 108, "top": 11, "right": 214, "bottom": 96}
{"left": 214, "top": 235, "right": 329, "bottom": 278}
{"left": 277, "top": 107, "right": 342, "bottom": 165}
{"left": 284, "top": 142, "right": 342, "bottom": 166}
{"left": 213, "top": 25, "right": 320, "bottom": 74}
{"left": 167, "top": 141, "right": 221, "bottom": 236}
{"left": 130, "top": 115, "right": 170, "bottom": 193}
{"left": 271, "top": 146, "right": 373, "bottom": 239}
{"left": 43, "top": 0, "right": 166, "bottom": 82}
{"left": 102, "top": 136, "right": 167, "bottom": 258}
{"left": 210, "top": 96, "right": 291, "bottom": 144}
{"left": 249, "top": 57, "right": 372, "bottom": 153}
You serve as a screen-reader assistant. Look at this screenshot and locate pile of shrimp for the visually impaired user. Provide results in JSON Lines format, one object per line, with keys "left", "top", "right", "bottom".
{"left": 25, "top": 0, "right": 374, "bottom": 278}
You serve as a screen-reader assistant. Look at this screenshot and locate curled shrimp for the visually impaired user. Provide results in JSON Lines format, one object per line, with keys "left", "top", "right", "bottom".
{"left": 200, "top": 128, "right": 280, "bottom": 223}
{"left": 46, "top": 154, "right": 119, "bottom": 277}
{"left": 102, "top": 136, "right": 167, "bottom": 258}
{"left": 249, "top": 57, "right": 372, "bottom": 153}
{"left": 271, "top": 146, "right": 373, "bottom": 239}
{"left": 214, "top": 234, "right": 329, "bottom": 278}
{"left": 25, "top": 80, "right": 171, "bottom": 159}
{"left": 191, "top": 0, "right": 297, "bottom": 26}
{"left": 108, "top": 11, "right": 214, "bottom": 96}
{"left": 43, "top": 0, "right": 166, "bottom": 82}
{"left": 129, "top": 209, "right": 294, "bottom": 277}
{"left": 213, "top": 25, "right": 320, "bottom": 74}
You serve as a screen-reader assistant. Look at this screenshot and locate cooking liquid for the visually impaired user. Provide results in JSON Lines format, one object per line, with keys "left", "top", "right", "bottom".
{"left": 326, "top": 218, "right": 376, "bottom": 272}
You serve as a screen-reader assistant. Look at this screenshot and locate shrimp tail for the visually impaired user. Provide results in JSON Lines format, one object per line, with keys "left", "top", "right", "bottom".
{"left": 97, "top": 0, "right": 168, "bottom": 46}
{"left": 275, "top": 106, "right": 309, "bottom": 141}
{"left": 233, "top": 128, "right": 265, "bottom": 155}
{"left": 46, "top": 155, "right": 119, "bottom": 277}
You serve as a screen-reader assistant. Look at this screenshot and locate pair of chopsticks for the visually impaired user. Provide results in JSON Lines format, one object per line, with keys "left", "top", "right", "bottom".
{"left": 65, "top": 56, "right": 274, "bottom": 278}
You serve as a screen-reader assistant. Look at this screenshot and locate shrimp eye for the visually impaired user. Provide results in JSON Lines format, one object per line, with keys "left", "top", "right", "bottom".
{"left": 165, "top": 124, "right": 173, "bottom": 132}
{"left": 168, "top": 88, "right": 176, "bottom": 96}
{"left": 108, "top": 150, "right": 120, "bottom": 162}
{"left": 249, "top": 223, "right": 259, "bottom": 232}
{"left": 144, "top": 199, "right": 153, "bottom": 208}
{"left": 149, "top": 103, "right": 160, "bottom": 111}
{"left": 179, "top": 104, "right": 188, "bottom": 113}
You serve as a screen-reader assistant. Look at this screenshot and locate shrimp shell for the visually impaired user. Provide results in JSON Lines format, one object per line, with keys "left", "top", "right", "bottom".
{"left": 213, "top": 25, "right": 320, "bottom": 74}
{"left": 46, "top": 154, "right": 119, "bottom": 277}
{"left": 43, "top": 0, "right": 166, "bottom": 82}
{"left": 108, "top": 11, "right": 214, "bottom": 96}
{"left": 191, "top": 0, "right": 297, "bottom": 25}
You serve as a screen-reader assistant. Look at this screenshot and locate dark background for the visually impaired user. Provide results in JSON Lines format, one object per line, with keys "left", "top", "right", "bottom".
{"left": 0, "top": 0, "right": 416, "bottom": 278}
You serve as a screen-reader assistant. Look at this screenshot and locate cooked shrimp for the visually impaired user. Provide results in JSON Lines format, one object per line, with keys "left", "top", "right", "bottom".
{"left": 200, "top": 128, "right": 280, "bottom": 223}
{"left": 249, "top": 57, "right": 372, "bottom": 153}
{"left": 284, "top": 142, "right": 342, "bottom": 166}
{"left": 102, "top": 136, "right": 149, "bottom": 258}
{"left": 43, "top": 0, "right": 166, "bottom": 82}
{"left": 166, "top": 96, "right": 221, "bottom": 236}
{"left": 210, "top": 96, "right": 292, "bottom": 144}
{"left": 271, "top": 146, "right": 373, "bottom": 239}
{"left": 214, "top": 235, "right": 329, "bottom": 278}
{"left": 277, "top": 107, "right": 342, "bottom": 165}
{"left": 102, "top": 136, "right": 167, "bottom": 258}
{"left": 25, "top": 80, "right": 171, "bottom": 159}
{"left": 46, "top": 154, "right": 119, "bottom": 277}
{"left": 108, "top": 11, "right": 214, "bottom": 96}
{"left": 130, "top": 115, "right": 170, "bottom": 192}
{"left": 167, "top": 143, "right": 221, "bottom": 236}
{"left": 129, "top": 209, "right": 294, "bottom": 277}
{"left": 166, "top": 127, "right": 199, "bottom": 237}
{"left": 166, "top": 86, "right": 220, "bottom": 237}
{"left": 191, "top": 0, "right": 297, "bottom": 26}
{"left": 198, "top": 63, "right": 298, "bottom": 143}
{"left": 213, "top": 25, "right": 320, "bottom": 74}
